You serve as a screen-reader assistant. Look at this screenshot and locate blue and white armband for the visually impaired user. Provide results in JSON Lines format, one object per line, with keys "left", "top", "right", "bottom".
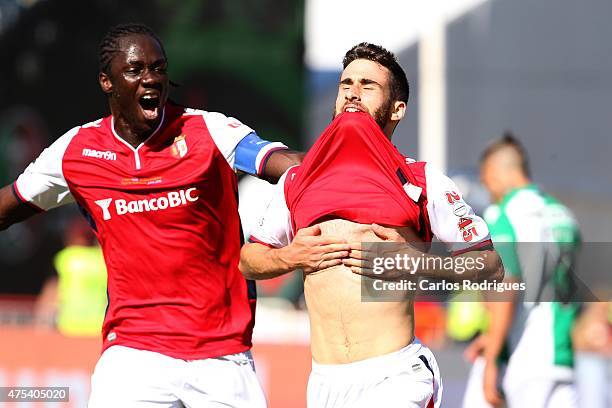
{"left": 235, "top": 132, "right": 288, "bottom": 176}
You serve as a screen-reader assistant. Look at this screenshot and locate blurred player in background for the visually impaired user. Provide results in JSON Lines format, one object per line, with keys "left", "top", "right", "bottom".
{"left": 572, "top": 302, "right": 611, "bottom": 408}
{"left": 463, "top": 134, "right": 581, "bottom": 407}
{"left": 35, "top": 217, "right": 106, "bottom": 336}
{"left": 0, "top": 23, "right": 315, "bottom": 407}
{"left": 240, "top": 43, "right": 503, "bottom": 408}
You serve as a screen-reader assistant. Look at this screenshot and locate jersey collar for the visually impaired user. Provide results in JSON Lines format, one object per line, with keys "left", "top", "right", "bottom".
{"left": 500, "top": 183, "right": 538, "bottom": 207}
{"left": 110, "top": 107, "right": 166, "bottom": 153}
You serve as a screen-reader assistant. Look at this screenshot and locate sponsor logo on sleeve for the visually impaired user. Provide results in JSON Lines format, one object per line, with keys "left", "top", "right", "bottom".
{"left": 453, "top": 202, "right": 468, "bottom": 217}
{"left": 458, "top": 217, "right": 478, "bottom": 242}
{"left": 445, "top": 190, "right": 478, "bottom": 241}
{"left": 445, "top": 190, "right": 461, "bottom": 204}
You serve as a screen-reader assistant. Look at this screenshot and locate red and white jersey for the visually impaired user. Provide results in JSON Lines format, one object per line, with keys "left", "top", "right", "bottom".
{"left": 14, "top": 103, "right": 285, "bottom": 359}
{"left": 249, "top": 113, "right": 491, "bottom": 255}
{"left": 251, "top": 162, "right": 491, "bottom": 254}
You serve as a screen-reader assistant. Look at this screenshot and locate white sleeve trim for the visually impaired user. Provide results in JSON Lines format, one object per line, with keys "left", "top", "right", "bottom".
{"left": 14, "top": 127, "right": 79, "bottom": 211}
{"left": 200, "top": 110, "right": 255, "bottom": 169}
{"left": 424, "top": 163, "right": 491, "bottom": 252}
{"left": 255, "top": 141, "right": 289, "bottom": 175}
{"left": 248, "top": 168, "right": 294, "bottom": 247}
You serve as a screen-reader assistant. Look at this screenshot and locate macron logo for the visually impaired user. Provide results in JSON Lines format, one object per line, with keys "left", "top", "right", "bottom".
{"left": 95, "top": 188, "right": 199, "bottom": 221}
{"left": 83, "top": 148, "right": 117, "bottom": 161}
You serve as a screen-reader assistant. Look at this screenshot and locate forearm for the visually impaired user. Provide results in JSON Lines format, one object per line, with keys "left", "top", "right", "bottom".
{"left": 483, "top": 300, "right": 515, "bottom": 363}
{"left": 239, "top": 243, "right": 295, "bottom": 280}
{"left": 261, "top": 150, "right": 304, "bottom": 182}
{"left": 415, "top": 249, "right": 504, "bottom": 281}
{"left": 0, "top": 184, "right": 37, "bottom": 231}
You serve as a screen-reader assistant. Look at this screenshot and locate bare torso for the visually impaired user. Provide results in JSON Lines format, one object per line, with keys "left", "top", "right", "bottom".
{"left": 304, "top": 218, "right": 420, "bottom": 364}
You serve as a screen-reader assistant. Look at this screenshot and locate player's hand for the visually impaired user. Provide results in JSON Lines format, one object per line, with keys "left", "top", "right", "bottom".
{"left": 483, "top": 360, "right": 503, "bottom": 407}
{"left": 342, "top": 242, "right": 376, "bottom": 275}
{"left": 346, "top": 223, "right": 421, "bottom": 279}
{"left": 464, "top": 334, "right": 487, "bottom": 363}
{"left": 279, "top": 225, "right": 350, "bottom": 274}
{"left": 344, "top": 242, "right": 422, "bottom": 281}
{"left": 371, "top": 223, "right": 405, "bottom": 242}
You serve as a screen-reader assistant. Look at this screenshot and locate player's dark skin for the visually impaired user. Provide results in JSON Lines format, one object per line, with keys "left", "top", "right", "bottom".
{"left": 99, "top": 34, "right": 171, "bottom": 148}
{"left": 0, "top": 33, "right": 302, "bottom": 231}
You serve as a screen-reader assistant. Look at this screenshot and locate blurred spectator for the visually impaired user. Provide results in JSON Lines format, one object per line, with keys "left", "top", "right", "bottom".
{"left": 0, "top": 106, "right": 48, "bottom": 262}
{"left": 35, "top": 217, "right": 106, "bottom": 336}
{"left": 0, "top": 106, "right": 66, "bottom": 294}
{"left": 446, "top": 293, "right": 488, "bottom": 343}
{"left": 0, "top": 106, "right": 48, "bottom": 183}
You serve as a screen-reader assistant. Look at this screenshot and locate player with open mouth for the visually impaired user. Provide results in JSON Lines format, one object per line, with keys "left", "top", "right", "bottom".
{"left": 0, "top": 23, "right": 333, "bottom": 407}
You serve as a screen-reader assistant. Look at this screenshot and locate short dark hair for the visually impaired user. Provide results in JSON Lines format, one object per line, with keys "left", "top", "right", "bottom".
{"left": 480, "top": 131, "right": 531, "bottom": 176}
{"left": 98, "top": 23, "right": 166, "bottom": 75}
{"left": 342, "top": 42, "right": 409, "bottom": 103}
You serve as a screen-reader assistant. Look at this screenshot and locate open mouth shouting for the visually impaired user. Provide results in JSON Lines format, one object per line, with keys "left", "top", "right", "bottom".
{"left": 139, "top": 92, "right": 161, "bottom": 121}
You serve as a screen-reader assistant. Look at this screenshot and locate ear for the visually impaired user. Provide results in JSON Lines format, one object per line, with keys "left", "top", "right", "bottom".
{"left": 391, "top": 100, "right": 406, "bottom": 121}
{"left": 99, "top": 72, "right": 113, "bottom": 95}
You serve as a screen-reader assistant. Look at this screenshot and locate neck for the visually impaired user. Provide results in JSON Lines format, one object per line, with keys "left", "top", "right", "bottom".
{"left": 382, "top": 122, "right": 397, "bottom": 140}
{"left": 502, "top": 176, "right": 532, "bottom": 200}
{"left": 111, "top": 109, "right": 163, "bottom": 149}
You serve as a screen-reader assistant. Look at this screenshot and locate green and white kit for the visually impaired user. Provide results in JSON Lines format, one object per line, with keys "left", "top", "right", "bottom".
{"left": 484, "top": 184, "right": 581, "bottom": 380}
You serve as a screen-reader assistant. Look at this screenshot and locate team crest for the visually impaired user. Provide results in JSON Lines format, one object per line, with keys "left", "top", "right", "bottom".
{"left": 171, "top": 135, "right": 188, "bottom": 158}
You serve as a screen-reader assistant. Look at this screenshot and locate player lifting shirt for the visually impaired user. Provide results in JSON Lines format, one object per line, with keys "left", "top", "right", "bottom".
{"left": 240, "top": 43, "right": 504, "bottom": 408}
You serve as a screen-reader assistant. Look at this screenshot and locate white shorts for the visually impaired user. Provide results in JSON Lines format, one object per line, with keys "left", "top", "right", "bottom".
{"left": 88, "top": 345, "right": 267, "bottom": 408}
{"left": 463, "top": 356, "right": 578, "bottom": 408}
{"left": 503, "top": 364, "right": 577, "bottom": 408}
{"left": 462, "top": 357, "right": 497, "bottom": 408}
{"left": 307, "top": 339, "right": 442, "bottom": 408}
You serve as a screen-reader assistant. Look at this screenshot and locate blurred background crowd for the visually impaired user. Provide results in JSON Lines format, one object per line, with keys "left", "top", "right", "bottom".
{"left": 0, "top": 0, "right": 610, "bottom": 407}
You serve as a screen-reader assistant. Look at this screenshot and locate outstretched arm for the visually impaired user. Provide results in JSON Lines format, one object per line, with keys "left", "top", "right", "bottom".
{"left": 0, "top": 185, "right": 39, "bottom": 231}
{"left": 261, "top": 150, "right": 305, "bottom": 182}
{"left": 240, "top": 225, "right": 350, "bottom": 280}
{"left": 232, "top": 130, "right": 304, "bottom": 183}
{"left": 344, "top": 223, "right": 504, "bottom": 281}
{"left": 1, "top": 127, "right": 79, "bottom": 231}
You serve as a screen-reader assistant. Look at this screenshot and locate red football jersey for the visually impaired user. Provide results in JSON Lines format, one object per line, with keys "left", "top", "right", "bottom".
{"left": 285, "top": 112, "right": 431, "bottom": 240}
{"left": 14, "top": 102, "right": 285, "bottom": 359}
{"left": 250, "top": 113, "right": 492, "bottom": 256}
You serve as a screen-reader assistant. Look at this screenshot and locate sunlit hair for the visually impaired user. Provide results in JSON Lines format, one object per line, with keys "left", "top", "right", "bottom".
{"left": 342, "top": 42, "right": 409, "bottom": 103}
{"left": 98, "top": 23, "right": 166, "bottom": 75}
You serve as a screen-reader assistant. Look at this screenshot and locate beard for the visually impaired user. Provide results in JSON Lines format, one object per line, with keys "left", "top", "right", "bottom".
{"left": 333, "top": 99, "right": 394, "bottom": 132}
{"left": 372, "top": 100, "right": 393, "bottom": 131}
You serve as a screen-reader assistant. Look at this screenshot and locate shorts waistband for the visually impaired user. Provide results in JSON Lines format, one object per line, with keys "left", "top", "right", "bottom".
{"left": 311, "top": 338, "right": 424, "bottom": 376}
{"left": 214, "top": 350, "right": 253, "bottom": 363}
